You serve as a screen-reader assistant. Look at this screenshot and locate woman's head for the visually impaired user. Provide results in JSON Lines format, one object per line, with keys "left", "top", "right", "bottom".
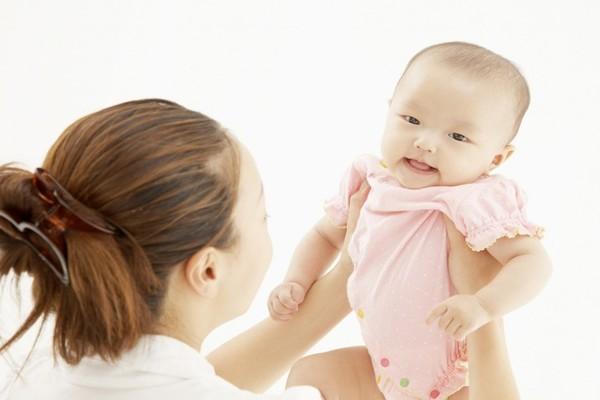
{"left": 0, "top": 99, "right": 272, "bottom": 364}
{"left": 158, "top": 138, "right": 273, "bottom": 341}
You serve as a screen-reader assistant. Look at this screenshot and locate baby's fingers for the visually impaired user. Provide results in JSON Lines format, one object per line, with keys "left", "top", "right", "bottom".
{"left": 438, "top": 312, "right": 454, "bottom": 331}
{"left": 447, "top": 319, "right": 462, "bottom": 338}
{"left": 267, "top": 297, "right": 282, "bottom": 320}
{"left": 272, "top": 296, "right": 296, "bottom": 314}
{"left": 426, "top": 303, "right": 447, "bottom": 325}
{"left": 268, "top": 298, "right": 295, "bottom": 320}
{"left": 288, "top": 283, "right": 306, "bottom": 304}
{"left": 455, "top": 326, "right": 468, "bottom": 342}
{"left": 277, "top": 290, "right": 299, "bottom": 311}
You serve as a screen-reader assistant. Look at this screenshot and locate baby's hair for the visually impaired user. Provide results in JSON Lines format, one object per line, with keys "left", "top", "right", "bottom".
{"left": 397, "top": 41, "right": 530, "bottom": 139}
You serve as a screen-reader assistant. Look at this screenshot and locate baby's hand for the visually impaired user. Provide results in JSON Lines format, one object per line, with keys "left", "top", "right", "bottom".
{"left": 267, "top": 281, "right": 307, "bottom": 321}
{"left": 425, "top": 294, "right": 492, "bottom": 341}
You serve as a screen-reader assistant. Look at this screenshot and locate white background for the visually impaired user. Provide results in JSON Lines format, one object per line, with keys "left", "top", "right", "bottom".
{"left": 1, "top": 1, "right": 599, "bottom": 399}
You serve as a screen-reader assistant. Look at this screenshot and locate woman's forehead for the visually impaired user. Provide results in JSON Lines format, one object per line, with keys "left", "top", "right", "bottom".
{"left": 236, "top": 142, "right": 263, "bottom": 207}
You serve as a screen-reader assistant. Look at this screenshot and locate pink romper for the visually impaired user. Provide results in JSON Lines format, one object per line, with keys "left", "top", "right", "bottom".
{"left": 324, "top": 155, "right": 544, "bottom": 400}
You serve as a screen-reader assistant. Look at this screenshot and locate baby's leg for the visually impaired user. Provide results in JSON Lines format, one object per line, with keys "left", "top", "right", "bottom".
{"left": 286, "top": 346, "right": 385, "bottom": 400}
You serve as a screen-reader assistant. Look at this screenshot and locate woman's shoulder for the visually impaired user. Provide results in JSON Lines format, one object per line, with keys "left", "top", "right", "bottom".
{"left": 186, "top": 379, "right": 322, "bottom": 399}
{"left": 4, "top": 347, "right": 60, "bottom": 400}
{"left": 6, "top": 335, "right": 321, "bottom": 400}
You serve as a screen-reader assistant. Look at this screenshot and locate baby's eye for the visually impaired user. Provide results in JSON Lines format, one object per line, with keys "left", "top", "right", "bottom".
{"left": 449, "top": 132, "right": 469, "bottom": 142}
{"left": 402, "top": 115, "right": 420, "bottom": 125}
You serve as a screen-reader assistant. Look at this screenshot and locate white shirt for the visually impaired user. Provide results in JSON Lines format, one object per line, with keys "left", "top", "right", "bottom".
{"left": 4, "top": 334, "right": 321, "bottom": 400}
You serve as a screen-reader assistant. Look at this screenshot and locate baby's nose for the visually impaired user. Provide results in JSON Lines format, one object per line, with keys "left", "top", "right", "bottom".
{"left": 414, "top": 137, "right": 437, "bottom": 153}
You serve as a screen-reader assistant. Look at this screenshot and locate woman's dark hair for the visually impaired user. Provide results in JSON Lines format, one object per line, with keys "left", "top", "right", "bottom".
{"left": 0, "top": 99, "right": 240, "bottom": 364}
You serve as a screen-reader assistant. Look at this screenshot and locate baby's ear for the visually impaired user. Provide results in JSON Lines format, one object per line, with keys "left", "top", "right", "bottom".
{"left": 502, "top": 144, "right": 515, "bottom": 162}
{"left": 489, "top": 144, "right": 515, "bottom": 171}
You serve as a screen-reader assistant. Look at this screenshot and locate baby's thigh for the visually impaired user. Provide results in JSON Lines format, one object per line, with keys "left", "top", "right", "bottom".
{"left": 286, "top": 346, "right": 384, "bottom": 400}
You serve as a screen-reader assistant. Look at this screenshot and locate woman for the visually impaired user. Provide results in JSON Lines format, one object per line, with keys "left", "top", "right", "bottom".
{"left": 0, "top": 99, "right": 518, "bottom": 399}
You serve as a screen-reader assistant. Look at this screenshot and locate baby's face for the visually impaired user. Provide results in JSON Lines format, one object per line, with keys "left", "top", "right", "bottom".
{"left": 381, "top": 58, "right": 517, "bottom": 188}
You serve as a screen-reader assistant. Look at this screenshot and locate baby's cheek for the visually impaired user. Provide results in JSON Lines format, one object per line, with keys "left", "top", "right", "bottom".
{"left": 439, "top": 159, "right": 481, "bottom": 185}
{"left": 380, "top": 133, "right": 403, "bottom": 162}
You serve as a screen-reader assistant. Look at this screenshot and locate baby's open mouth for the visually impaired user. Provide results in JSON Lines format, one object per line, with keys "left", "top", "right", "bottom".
{"left": 403, "top": 158, "right": 438, "bottom": 174}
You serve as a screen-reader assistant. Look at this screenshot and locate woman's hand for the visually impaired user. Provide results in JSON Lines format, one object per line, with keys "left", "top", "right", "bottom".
{"left": 424, "top": 217, "right": 520, "bottom": 400}
{"left": 338, "top": 181, "right": 370, "bottom": 269}
{"left": 426, "top": 217, "right": 502, "bottom": 340}
{"left": 441, "top": 216, "right": 520, "bottom": 400}
{"left": 443, "top": 216, "right": 503, "bottom": 295}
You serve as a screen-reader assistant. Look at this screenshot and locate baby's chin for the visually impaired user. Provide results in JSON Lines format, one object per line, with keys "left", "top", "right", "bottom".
{"left": 395, "top": 173, "right": 489, "bottom": 189}
{"left": 391, "top": 170, "right": 439, "bottom": 189}
{"left": 391, "top": 169, "right": 482, "bottom": 189}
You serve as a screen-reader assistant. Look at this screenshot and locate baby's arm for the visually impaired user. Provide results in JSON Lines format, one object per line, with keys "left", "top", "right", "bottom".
{"left": 268, "top": 215, "right": 347, "bottom": 321}
{"left": 427, "top": 235, "right": 552, "bottom": 340}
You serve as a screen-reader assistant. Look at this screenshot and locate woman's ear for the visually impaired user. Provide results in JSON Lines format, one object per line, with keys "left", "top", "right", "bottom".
{"left": 183, "top": 247, "right": 223, "bottom": 298}
{"left": 488, "top": 144, "right": 515, "bottom": 172}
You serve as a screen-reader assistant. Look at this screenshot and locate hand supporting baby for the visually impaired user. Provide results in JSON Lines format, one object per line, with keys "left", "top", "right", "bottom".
{"left": 425, "top": 218, "right": 551, "bottom": 342}
{"left": 425, "top": 215, "right": 508, "bottom": 341}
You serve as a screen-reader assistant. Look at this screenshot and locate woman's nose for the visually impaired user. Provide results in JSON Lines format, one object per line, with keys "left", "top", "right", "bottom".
{"left": 413, "top": 136, "right": 437, "bottom": 154}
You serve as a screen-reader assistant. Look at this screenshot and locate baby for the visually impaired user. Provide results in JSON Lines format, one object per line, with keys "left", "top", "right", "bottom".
{"left": 268, "top": 42, "right": 552, "bottom": 400}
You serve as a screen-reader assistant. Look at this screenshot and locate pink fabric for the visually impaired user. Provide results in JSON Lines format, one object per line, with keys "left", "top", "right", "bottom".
{"left": 324, "top": 154, "right": 543, "bottom": 400}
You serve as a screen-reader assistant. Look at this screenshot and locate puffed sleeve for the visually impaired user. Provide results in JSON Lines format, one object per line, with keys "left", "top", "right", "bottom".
{"left": 451, "top": 176, "right": 545, "bottom": 252}
{"left": 323, "top": 156, "right": 369, "bottom": 227}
